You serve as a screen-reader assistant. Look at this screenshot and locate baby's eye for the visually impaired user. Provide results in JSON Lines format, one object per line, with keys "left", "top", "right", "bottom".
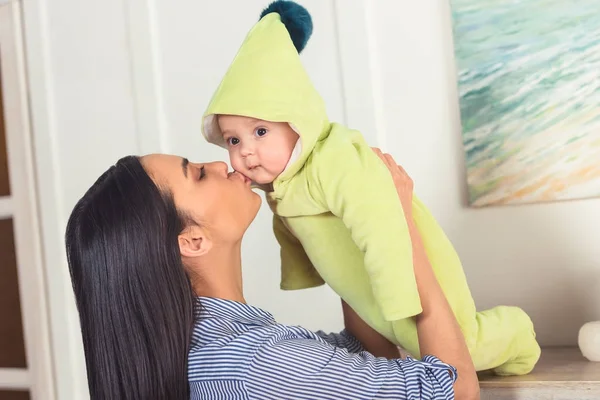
{"left": 255, "top": 127, "right": 267, "bottom": 137}
{"left": 227, "top": 137, "right": 240, "bottom": 146}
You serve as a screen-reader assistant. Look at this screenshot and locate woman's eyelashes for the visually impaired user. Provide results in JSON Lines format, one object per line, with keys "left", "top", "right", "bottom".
{"left": 198, "top": 166, "right": 206, "bottom": 180}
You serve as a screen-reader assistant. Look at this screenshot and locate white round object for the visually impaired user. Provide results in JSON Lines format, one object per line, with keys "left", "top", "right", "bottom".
{"left": 578, "top": 321, "right": 600, "bottom": 362}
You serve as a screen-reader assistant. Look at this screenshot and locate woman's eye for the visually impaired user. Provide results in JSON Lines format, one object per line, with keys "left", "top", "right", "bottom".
{"left": 255, "top": 128, "right": 267, "bottom": 137}
{"left": 227, "top": 137, "right": 240, "bottom": 146}
{"left": 198, "top": 166, "right": 206, "bottom": 180}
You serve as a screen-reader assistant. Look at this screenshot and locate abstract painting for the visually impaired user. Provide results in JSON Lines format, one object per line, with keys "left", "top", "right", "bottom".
{"left": 450, "top": 0, "right": 600, "bottom": 206}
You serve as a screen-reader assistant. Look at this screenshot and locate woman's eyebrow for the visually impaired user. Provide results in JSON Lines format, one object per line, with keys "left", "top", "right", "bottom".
{"left": 181, "top": 157, "right": 189, "bottom": 178}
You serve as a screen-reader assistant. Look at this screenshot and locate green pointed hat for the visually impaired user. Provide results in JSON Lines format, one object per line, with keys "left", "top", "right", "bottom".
{"left": 202, "top": 1, "right": 329, "bottom": 181}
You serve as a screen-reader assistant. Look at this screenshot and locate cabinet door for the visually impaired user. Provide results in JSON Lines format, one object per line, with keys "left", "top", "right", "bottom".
{"left": 0, "top": 2, "right": 54, "bottom": 399}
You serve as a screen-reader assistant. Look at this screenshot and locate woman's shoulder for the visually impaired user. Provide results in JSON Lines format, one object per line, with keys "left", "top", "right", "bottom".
{"left": 188, "top": 298, "right": 319, "bottom": 381}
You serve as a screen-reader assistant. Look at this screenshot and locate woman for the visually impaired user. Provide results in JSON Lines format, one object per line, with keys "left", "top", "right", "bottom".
{"left": 65, "top": 151, "right": 479, "bottom": 400}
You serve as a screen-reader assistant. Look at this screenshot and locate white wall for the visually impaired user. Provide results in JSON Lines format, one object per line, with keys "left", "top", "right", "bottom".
{"left": 368, "top": 0, "right": 600, "bottom": 347}
{"left": 21, "top": 0, "right": 600, "bottom": 398}
{"left": 126, "top": 0, "right": 353, "bottom": 332}
{"left": 22, "top": 0, "right": 139, "bottom": 398}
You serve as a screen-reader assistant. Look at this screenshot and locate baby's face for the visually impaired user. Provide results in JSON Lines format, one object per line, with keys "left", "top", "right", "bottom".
{"left": 217, "top": 115, "right": 299, "bottom": 184}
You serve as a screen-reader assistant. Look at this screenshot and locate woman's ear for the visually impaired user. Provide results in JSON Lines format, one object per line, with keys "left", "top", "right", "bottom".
{"left": 178, "top": 225, "right": 212, "bottom": 258}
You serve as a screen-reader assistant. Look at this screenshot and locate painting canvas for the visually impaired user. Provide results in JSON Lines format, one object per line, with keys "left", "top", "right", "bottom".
{"left": 450, "top": 0, "right": 600, "bottom": 207}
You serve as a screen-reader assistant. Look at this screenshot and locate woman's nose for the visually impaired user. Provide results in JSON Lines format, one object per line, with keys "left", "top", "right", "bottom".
{"left": 207, "top": 161, "right": 229, "bottom": 176}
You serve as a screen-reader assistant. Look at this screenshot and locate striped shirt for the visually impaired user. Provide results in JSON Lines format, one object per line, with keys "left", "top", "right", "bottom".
{"left": 188, "top": 297, "right": 457, "bottom": 399}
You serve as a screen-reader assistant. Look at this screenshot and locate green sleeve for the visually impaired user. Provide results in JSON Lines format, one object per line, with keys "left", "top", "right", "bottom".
{"left": 273, "top": 214, "right": 325, "bottom": 290}
{"left": 314, "top": 139, "right": 422, "bottom": 321}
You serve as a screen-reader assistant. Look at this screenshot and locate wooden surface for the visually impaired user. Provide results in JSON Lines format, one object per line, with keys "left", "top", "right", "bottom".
{"left": 479, "top": 347, "right": 600, "bottom": 399}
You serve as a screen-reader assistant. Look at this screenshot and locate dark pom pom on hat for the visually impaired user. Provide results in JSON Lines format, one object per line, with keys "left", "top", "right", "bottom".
{"left": 260, "top": 1, "right": 313, "bottom": 53}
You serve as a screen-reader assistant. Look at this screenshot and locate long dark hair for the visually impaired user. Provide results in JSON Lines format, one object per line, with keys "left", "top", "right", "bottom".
{"left": 65, "top": 156, "right": 195, "bottom": 399}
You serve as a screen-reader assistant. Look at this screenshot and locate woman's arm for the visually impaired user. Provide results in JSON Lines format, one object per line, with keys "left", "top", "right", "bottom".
{"left": 374, "top": 148, "right": 480, "bottom": 400}
{"left": 341, "top": 299, "right": 400, "bottom": 359}
{"left": 247, "top": 337, "right": 457, "bottom": 400}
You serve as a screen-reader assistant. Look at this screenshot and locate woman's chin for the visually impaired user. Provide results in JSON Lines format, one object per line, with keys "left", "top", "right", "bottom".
{"left": 251, "top": 191, "right": 262, "bottom": 208}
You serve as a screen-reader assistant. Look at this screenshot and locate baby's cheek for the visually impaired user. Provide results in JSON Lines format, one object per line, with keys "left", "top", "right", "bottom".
{"left": 276, "top": 151, "right": 293, "bottom": 168}
{"left": 229, "top": 154, "right": 244, "bottom": 171}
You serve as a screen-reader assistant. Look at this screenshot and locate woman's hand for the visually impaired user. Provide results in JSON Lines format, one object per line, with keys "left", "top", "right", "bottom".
{"left": 370, "top": 147, "right": 481, "bottom": 400}
{"left": 371, "top": 148, "right": 413, "bottom": 214}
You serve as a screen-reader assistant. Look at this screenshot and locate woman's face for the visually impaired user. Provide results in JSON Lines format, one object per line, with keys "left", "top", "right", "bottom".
{"left": 141, "top": 154, "right": 261, "bottom": 242}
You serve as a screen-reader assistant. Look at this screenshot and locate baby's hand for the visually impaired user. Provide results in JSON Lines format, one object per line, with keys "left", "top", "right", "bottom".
{"left": 371, "top": 148, "right": 414, "bottom": 214}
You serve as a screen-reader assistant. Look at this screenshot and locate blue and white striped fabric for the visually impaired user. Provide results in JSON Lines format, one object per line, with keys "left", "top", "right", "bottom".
{"left": 188, "top": 297, "right": 457, "bottom": 399}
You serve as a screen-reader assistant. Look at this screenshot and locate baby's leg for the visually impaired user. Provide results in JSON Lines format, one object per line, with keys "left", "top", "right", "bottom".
{"left": 391, "top": 306, "right": 540, "bottom": 375}
{"left": 470, "top": 306, "right": 541, "bottom": 375}
{"left": 404, "top": 195, "right": 540, "bottom": 375}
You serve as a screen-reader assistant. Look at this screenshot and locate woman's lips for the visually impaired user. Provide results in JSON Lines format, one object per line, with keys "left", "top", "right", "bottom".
{"left": 228, "top": 171, "right": 251, "bottom": 186}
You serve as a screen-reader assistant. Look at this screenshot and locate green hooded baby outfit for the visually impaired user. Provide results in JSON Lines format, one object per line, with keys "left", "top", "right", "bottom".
{"left": 202, "top": 0, "right": 541, "bottom": 375}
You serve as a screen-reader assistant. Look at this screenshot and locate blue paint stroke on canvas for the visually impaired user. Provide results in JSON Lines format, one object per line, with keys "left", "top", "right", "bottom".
{"left": 451, "top": 0, "right": 600, "bottom": 206}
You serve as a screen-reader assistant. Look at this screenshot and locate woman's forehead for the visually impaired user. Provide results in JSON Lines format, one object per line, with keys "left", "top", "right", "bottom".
{"left": 140, "top": 154, "right": 188, "bottom": 183}
{"left": 142, "top": 154, "right": 182, "bottom": 168}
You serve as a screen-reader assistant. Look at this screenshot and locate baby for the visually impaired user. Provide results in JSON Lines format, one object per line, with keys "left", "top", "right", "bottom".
{"left": 217, "top": 116, "right": 299, "bottom": 188}
{"left": 202, "top": 0, "right": 540, "bottom": 375}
